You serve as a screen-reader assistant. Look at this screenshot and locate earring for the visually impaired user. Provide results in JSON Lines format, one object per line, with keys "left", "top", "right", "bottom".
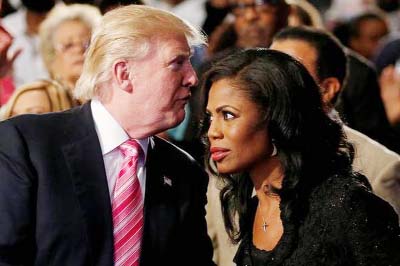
{"left": 271, "top": 142, "right": 278, "bottom": 157}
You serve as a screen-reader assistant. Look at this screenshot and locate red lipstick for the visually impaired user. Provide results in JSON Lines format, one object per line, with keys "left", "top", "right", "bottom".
{"left": 210, "top": 147, "right": 230, "bottom": 162}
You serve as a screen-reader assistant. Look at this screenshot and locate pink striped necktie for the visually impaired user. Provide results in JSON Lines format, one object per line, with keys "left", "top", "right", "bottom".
{"left": 112, "top": 139, "right": 144, "bottom": 266}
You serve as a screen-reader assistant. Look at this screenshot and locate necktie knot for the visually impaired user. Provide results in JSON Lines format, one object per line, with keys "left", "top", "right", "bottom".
{"left": 119, "top": 139, "right": 141, "bottom": 158}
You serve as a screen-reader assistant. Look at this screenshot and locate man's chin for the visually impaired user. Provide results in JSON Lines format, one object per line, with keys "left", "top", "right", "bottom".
{"left": 164, "top": 110, "right": 186, "bottom": 130}
{"left": 172, "top": 114, "right": 186, "bottom": 128}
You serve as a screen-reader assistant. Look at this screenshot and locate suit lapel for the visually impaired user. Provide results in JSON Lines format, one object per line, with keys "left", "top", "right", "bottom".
{"left": 62, "top": 103, "right": 114, "bottom": 265}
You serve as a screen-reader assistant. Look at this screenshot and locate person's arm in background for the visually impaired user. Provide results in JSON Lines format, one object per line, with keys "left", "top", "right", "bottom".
{"left": 379, "top": 64, "right": 400, "bottom": 129}
{"left": 0, "top": 25, "right": 20, "bottom": 78}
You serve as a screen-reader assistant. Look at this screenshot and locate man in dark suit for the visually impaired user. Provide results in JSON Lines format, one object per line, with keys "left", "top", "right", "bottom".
{"left": 0, "top": 5, "right": 215, "bottom": 266}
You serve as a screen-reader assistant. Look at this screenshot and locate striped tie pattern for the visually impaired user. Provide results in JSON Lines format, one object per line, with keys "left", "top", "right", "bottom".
{"left": 112, "top": 140, "right": 143, "bottom": 266}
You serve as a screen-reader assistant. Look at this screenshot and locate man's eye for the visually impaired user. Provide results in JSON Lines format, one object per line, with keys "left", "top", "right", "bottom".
{"left": 176, "top": 59, "right": 185, "bottom": 65}
{"left": 169, "top": 60, "right": 186, "bottom": 71}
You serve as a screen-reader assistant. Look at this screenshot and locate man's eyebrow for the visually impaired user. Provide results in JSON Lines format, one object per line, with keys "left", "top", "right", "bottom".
{"left": 166, "top": 53, "right": 190, "bottom": 65}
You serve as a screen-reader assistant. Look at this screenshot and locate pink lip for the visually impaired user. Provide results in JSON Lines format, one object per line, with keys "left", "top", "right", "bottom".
{"left": 177, "top": 95, "right": 191, "bottom": 104}
{"left": 210, "top": 147, "right": 230, "bottom": 162}
{"left": 181, "top": 93, "right": 191, "bottom": 100}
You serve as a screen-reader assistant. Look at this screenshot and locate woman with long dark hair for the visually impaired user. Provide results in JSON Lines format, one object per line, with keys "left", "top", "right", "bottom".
{"left": 202, "top": 48, "right": 400, "bottom": 265}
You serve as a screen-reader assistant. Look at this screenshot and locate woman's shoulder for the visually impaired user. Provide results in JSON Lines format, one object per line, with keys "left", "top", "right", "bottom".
{"left": 307, "top": 172, "right": 399, "bottom": 233}
{"left": 296, "top": 173, "right": 400, "bottom": 265}
{"left": 311, "top": 171, "right": 366, "bottom": 196}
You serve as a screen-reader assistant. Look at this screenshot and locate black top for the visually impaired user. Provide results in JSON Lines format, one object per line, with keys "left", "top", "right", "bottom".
{"left": 234, "top": 174, "right": 400, "bottom": 266}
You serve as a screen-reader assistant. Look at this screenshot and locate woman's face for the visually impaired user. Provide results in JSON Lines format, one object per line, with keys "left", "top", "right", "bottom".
{"left": 11, "top": 89, "right": 51, "bottom": 117}
{"left": 206, "top": 78, "right": 272, "bottom": 175}
{"left": 51, "top": 19, "right": 91, "bottom": 87}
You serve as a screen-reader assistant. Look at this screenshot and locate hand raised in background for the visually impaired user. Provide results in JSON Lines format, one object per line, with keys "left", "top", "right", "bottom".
{"left": 379, "top": 64, "right": 400, "bottom": 126}
{"left": 0, "top": 25, "right": 21, "bottom": 78}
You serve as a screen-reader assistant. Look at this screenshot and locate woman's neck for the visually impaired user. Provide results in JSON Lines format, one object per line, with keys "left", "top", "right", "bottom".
{"left": 251, "top": 157, "right": 284, "bottom": 196}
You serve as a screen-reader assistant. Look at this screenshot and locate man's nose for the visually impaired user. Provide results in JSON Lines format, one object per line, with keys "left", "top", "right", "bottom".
{"left": 184, "top": 64, "right": 198, "bottom": 87}
{"left": 243, "top": 6, "right": 260, "bottom": 21}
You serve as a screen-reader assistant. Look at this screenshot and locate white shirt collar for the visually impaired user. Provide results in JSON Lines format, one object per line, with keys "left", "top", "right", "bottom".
{"left": 90, "top": 99, "right": 149, "bottom": 158}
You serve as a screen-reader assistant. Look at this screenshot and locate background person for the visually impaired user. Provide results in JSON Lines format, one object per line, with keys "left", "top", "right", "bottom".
{"left": 39, "top": 3, "right": 101, "bottom": 96}
{"left": 374, "top": 37, "right": 400, "bottom": 133}
{"left": 0, "top": 79, "right": 74, "bottom": 119}
{"left": 0, "top": 25, "right": 21, "bottom": 105}
{"left": 2, "top": 0, "right": 55, "bottom": 87}
{"left": 271, "top": 25, "right": 400, "bottom": 220}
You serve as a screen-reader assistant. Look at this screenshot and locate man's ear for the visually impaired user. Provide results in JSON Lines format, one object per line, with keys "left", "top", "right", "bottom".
{"left": 113, "top": 60, "right": 133, "bottom": 92}
{"left": 320, "top": 77, "right": 341, "bottom": 105}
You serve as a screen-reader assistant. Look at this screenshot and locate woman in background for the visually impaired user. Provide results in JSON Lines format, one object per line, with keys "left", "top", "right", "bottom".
{"left": 1, "top": 79, "right": 73, "bottom": 119}
{"left": 39, "top": 3, "right": 101, "bottom": 95}
{"left": 202, "top": 48, "right": 400, "bottom": 265}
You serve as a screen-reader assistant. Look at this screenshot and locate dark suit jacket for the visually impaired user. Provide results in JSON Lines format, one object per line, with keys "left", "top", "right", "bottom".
{"left": 0, "top": 103, "right": 215, "bottom": 266}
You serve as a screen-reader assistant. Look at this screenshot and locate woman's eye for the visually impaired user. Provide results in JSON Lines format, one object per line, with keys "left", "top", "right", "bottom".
{"left": 222, "top": 111, "right": 235, "bottom": 120}
{"left": 206, "top": 113, "right": 213, "bottom": 122}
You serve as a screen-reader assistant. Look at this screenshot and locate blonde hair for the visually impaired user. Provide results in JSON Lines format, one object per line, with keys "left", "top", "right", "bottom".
{"left": 74, "top": 5, "right": 206, "bottom": 101}
{"left": 39, "top": 4, "right": 102, "bottom": 77}
{"left": 1, "top": 80, "right": 76, "bottom": 120}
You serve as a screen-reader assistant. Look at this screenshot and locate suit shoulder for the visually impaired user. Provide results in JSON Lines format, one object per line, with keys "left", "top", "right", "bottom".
{"left": 311, "top": 174, "right": 396, "bottom": 219}
{"left": 152, "top": 136, "right": 207, "bottom": 176}
{"left": 346, "top": 126, "right": 400, "bottom": 180}
{"left": 0, "top": 106, "right": 86, "bottom": 138}
{"left": 346, "top": 126, "right": 400, "bottom": 160}
{"left": 3, "top": 107, "right": 78, "bottom": 129}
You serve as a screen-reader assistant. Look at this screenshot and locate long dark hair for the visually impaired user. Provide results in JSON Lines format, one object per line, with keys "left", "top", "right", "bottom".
{"left": 201, "top": 49, "right": 354, "bottom": 243}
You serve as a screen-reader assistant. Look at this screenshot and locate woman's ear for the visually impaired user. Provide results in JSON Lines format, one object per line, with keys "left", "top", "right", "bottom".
{"left": 113, "top": 60, "right": 133, "bottom": 92}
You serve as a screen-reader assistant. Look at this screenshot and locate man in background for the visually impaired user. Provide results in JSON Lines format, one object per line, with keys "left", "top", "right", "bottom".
{"left": 272, "top": 26, "right": 400, "bottom": 220}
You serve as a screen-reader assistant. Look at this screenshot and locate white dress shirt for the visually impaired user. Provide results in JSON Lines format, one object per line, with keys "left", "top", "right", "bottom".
{"left": 91, "top": 99, "right": 149, "bottom": 199}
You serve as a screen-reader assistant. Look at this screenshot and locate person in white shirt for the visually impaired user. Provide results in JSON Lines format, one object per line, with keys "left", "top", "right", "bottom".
{"left": 2, "top": 0, "right": 54, "bottom": 87}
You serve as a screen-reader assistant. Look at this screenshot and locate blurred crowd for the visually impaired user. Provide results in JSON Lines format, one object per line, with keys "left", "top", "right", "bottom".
{"left": 1, "top": 0, "right": 400, "bottom": 264}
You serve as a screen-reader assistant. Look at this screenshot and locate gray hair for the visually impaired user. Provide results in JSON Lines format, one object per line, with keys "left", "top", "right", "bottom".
{"left": 73, "top": 5, "right": 207, "bottom": 101}
{"left": 39, "top": 3, "right": 102, "bottom": 77}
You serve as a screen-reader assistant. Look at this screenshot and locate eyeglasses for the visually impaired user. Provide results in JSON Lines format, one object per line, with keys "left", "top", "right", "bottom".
{"left": 54, "top": 39, "right": 90, "bottom": 53}
{"left": 231, "top": 0, "right": 282, "bottom": 17}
